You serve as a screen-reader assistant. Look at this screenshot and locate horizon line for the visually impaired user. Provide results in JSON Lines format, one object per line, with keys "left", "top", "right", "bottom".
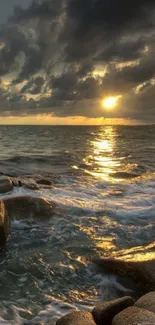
{"left": 0, "top": 123, "right": 154, "bottom": 127}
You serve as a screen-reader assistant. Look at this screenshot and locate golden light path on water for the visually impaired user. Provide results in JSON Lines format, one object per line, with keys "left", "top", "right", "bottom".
{"left": 75, "top": 127, "right": 121, "bottom": 253}
{"left": 78, "top": 127, "right": 155, "bottom": 262}
{"left": 84, "top": 126, "right": 121, "bottom": 181}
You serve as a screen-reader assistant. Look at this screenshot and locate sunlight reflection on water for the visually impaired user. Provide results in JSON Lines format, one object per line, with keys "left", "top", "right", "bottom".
{"left": 84, "top": 126, "right": 121, "bottom": 180}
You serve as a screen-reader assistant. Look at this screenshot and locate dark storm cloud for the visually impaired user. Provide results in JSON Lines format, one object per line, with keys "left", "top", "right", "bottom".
{"left": 12, "top": 0, "right": 63, "bottom": 21}
{"left": 64, "top": 0, "right": 155, "bottom": 61}
{"left": 97, "top": 38, "right": 147, "bottom": 63}
{"left": 21, "top": 76, "right": 44, "bottom": 94}
{"left": 0, "top": 0, "right": 155, "bottom": 121}
{"left": 0, "top": 23, "right": 45, "bottom": 82}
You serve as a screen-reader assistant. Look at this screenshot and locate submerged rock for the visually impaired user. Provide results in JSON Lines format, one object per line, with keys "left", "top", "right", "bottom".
{"left": 36, "top": 179, "right": 52, "bottom": 186}
{"left": 3, "top": 195, "right": 55, "bottom": 220}
{"left": 21, "top": 181, "right": 40, "bottom": 190}
{"left": 56, "top": 311, "right": 96, "bottom": 325}
{"left": 112, "top": 306, "right": 155, "bottom": 325}
{"left": 12, "top": 178, "right": 39, "bottom": 190}
{"left": 92, "top": 296, "right": 134, "bottom": 325}
{"left": 93, "top": 257, "right": 155, "bottom": 293}
{"left": 0, "top": 200, "right": 10, "bottom": 248}
{"left": 0, "top": 176, "right": 13, "bottom": 193}
{"left": 135, "top": 291, "right": 155, "bottom": 314}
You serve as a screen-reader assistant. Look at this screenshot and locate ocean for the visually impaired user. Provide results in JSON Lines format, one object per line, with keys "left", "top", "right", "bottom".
{"left": 0, "top": 125, "right": 154, "bottom": 324}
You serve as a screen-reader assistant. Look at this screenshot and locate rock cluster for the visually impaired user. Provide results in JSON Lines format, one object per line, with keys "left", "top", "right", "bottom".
{"left": 56, "top": 292, "right": 155, "bottom": 325}
{"left": 0, "top": 176, "right": 55, "bottom": 247}
{"left": 1, "top": 175, "right": 155, "bottom": 325}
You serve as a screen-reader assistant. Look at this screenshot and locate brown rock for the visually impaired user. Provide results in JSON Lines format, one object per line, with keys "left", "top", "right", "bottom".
{"left": 22, "top": 181, "right": 40, "bottom": 190}
{"left": 92, "top": 296, "right": 134, "bottom": 325}
{"left": 56, "top": 311, "right": 96, "bottom": 325}
{"left": 112, "top": 306, "right": 155, "bottom": 325}
{"left": 36, "top": 179, "right": 52, "bottom": 186}
{"left": 12, "top": 179, "right": 20, "bottom": 187}
{"left": 93, "top": 257, "right": 155, "bottom": 292}
{"left": 12, "top": 178, "right": 39, "bottom": 190}
{"left": 0, "top": 176, "right": 13, "bottom": 193}
{"left": 3, "top": 195, "right": 55, "bottom": 220}
{"left": 135, "top": 291, "right": 155, "bottom": 313}
{"left": 0, "top": 200, "right": 10, "bottom": 248}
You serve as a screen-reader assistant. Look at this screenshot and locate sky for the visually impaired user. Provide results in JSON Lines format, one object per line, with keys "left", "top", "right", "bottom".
{"left": 0, "top": 0, "right": 155, "bottom": 125}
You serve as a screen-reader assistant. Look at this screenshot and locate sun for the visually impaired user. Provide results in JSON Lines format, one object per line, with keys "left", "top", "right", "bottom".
{"left": 102, "top": 96, "right": 120, "bottom": 109}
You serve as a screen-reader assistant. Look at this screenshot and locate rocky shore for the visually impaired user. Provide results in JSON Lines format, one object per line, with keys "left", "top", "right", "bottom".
{"left": 55, "top": 292, "right": 155, "bottom": 325}
{"left": 0, "top": 175, "right": 155, "bottom": 324}
{"left": 0, "top": 175, "right": 55, "bottom": 247}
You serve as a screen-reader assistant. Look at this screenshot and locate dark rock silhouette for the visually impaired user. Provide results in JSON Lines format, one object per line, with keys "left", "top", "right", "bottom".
{"left": 0, "top": 176, "right": 13, "bottom": 193}
{"left": 92, "top": 296, "right": 134, "bottom": 325}
{"left": 3, "top": 195, "right": 55, "bottom": 220}
{"left": 112, "top": 306, "right": 155, "bottom": 325}
{"left": 56, "top": 311, "right": 96, "bottom": 325}
{"left": 93, "top": 257, "right": 155, "bottom": 293}
{"left": 0, "top": 200, "right": 10, "bottom": 248}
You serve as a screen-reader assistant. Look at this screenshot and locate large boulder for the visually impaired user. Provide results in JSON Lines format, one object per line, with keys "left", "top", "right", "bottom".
{"left": 3, "top": 195, "right": 55, "bottom": 220}
{"left": 93, "top": 257, "right": 155, "bottom": 292}
{"left": 135, "top": 291, "right": 155, "bottom": 313}
{"left": 112, "top": 306, "right": 155, "bottom": 325}
{"left": 56, "top": 311, "right": 96, "bottom": 325}
{"left": 0, "top": 176, "right": 13, "bottom": 193}
{"left": 92, "top": 296, "right": 134, "bottom": 325}
{"left": 0, "top": 200, "right": 10, "bottom": 248}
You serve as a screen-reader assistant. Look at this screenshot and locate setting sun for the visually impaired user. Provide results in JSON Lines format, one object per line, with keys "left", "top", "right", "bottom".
{"left": 102, "top": 96, "right": 120, "bottom": 109}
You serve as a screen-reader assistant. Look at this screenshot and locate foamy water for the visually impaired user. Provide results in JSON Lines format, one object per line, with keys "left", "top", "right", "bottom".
{"left": 0, "top": 125, "right": 154, "bottom": 324}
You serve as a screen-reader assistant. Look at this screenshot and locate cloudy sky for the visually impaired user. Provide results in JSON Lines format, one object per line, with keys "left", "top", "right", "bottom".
{"left": 0, "top": 0, "right": 155, "bottom": 125}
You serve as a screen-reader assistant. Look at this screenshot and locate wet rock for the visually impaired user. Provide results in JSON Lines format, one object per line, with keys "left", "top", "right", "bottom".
{"left": 12, "top": 179, "right": 20, "bottom": 187}
{"left": 112, "top": 306, "right": 155, "bottom": 325}
{"left": 0, "top": 176, "right": 13, "bottom": 193}
{"left": 111, "top": 172, "right": 140, "bottom": 179}
{"left": 93, "top": 257, "right": 155, "bottom": 292}
{"left": 12, "top": 178, "right": 39, "bottom": 190}
{"left": 92, "top": 296, "right": 134, "bottom": 325}
{"left": 0, "top": 200, "right": 10, "bottom": 248}
{"left": 21, "top": 181, "right": 40, "bottom": 190}
{"left": 3, "top": 195, "right": 55, "bottom": 220}
{"left": 135, "top": 291, "right": 155, "bottom": 313}
{"left": 56, "top": 311, "right": 96, "bottom": 325}
{"left": 36, "top": 179, "right": 52, "bottom": 186}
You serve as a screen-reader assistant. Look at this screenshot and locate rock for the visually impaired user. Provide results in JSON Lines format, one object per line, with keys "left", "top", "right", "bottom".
{"left": 3, "top": 195, "right": 55, "bottom": 220}
{"left": 135, "top": 291, "right": 155, "bottom": 313}
{"left": 12, "top": 178, "right": 39, "bottom": 190}
{"left": 36, "top": 179, "right": 52, "bottom": 186}
{"left": 93, "top": 257, "right": 155, "bottom": 292}
{"left": 92, "top": 296, "right": 134, "bottom": 325}
{"left": 0, "top": 200, "right": 10, "bottom": 248}
{"left": 21, "top": 181, "right": 39, "bottom": 190}
{"left": 112, "top": 306, "right": 155, "bottom": 325}
{"left": 56, "top": 311, "right": 96, "bottom": 325}
{"left": 12, "top": 179, "right": 20, "bottom": 187}
{"left": 0, "top": 176, "right": 13, "bottom": 193}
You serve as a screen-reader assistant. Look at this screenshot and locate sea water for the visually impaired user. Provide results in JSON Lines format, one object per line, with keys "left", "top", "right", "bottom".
{"left": 0, "top": 125, "right": 154, "bottom": 324}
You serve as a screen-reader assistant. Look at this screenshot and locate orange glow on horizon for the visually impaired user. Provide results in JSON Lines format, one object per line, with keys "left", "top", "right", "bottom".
{"left": 0, "top": 115, "right": 148, "bottom": 126}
